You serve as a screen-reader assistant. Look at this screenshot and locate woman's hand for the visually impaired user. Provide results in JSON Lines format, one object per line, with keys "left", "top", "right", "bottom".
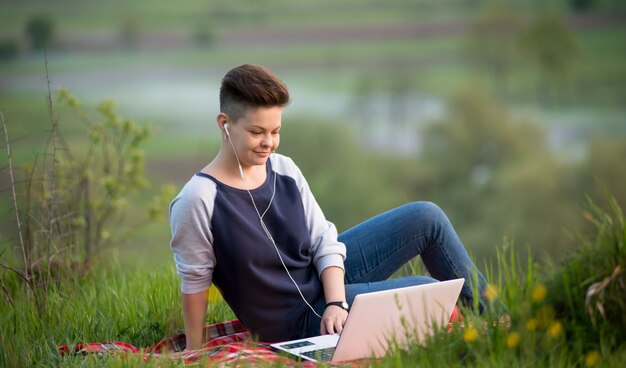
{"left": 320, "top": 305, "right": 348, "bottom": 335}
{"left": 319, "top": 266, "right": 347, "bottom": 334}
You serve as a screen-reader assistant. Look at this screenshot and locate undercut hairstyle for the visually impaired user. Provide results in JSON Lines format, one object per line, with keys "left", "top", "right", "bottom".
{"left": 219, "top": 64, "right": 290, "bottom": 122}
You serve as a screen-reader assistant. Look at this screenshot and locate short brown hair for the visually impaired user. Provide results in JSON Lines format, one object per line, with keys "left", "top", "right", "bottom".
{"left": 219, "top": 64, "right": 290, "bottom": 122}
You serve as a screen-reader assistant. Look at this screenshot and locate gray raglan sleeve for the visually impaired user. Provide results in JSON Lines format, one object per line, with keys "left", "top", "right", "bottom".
{"left": 169, "top": 179, "right": 216, "bottom": 294}
{"left": 273, "top": 155, "right": 346, "bottom": 276}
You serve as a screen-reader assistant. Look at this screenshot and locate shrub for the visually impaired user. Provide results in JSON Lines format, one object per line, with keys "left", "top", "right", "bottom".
{"left": 0, "top": 38, "right": 20, "bottom": 61}
{"left": 546, "top": 197, "right": 625, "bottom": 351}
{"left": 24, "top": 14, "right": 55, "bottom": 51}
{"left": 1, "top": 88, "right": 173, "bottom": 309}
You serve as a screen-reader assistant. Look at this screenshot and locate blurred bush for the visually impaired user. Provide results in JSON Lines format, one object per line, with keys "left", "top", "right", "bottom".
{"left": 278, "top": 83, "right": 625, "bottom": 268}
{"left": 120, "top": 17, "right": 140, "bottom": 51}
{"left": 279, "top": 119, "right": 408, "bottom": 231}
{"left": 192, "top": 25, "right": 216, "bottom": 47}
{"left": 413, "top": 88, "right": 581, "bottom": 262}
{"left": 569, "top": 0, "right": 596, "bottom": 12}
{"left": 468, "top": 5, "right": 525, "bottom": 99}
{"left": 24, "top": 14, "right": 55, "bottom": 51}
{"left": 577, "top": 136, "right": 626, "bottom": 209}
{"left": 546, "top": 197, "right": 625, "bottom": 351}
{"left": 521, "top": 13, "right": 580, "bottom": 105}
{"left": 0, "top": 38, "right": 20, "bottom": 62}
{"left": 0, "top": 89, "right": 172, "bottom": 305}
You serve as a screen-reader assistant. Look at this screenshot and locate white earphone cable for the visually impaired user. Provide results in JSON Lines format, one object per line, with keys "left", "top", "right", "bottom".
{"left": 227, "top": 133, "right": 322, "bottom": 319}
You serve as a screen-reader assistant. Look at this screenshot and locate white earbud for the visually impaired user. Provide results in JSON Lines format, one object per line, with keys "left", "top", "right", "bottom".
{"left": 237, "top": 164, "right": 244, "bottom": 179}
{"left": 223, "top": 122, "right": 244, "bottom": 179}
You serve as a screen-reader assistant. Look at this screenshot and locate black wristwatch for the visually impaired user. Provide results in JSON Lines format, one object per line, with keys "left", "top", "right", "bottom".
{"left": 325, "top": 301, "right": 349, "bottom": 312}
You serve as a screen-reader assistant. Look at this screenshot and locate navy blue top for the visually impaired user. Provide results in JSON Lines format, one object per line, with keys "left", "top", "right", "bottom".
{"left": 170, "top": 154, "right": 346, "bottom": 342}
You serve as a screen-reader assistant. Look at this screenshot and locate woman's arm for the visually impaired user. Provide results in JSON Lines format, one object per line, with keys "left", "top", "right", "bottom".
{"left": 270, "top": 155, "right": 348, "bottom": 334}
{"left": 320, "top": 266, "right": 348, "bottom": 335}
{"left": 170, "top": 180, "right": 217, "bottom": 350}
{"left": 182, "top": 291, "right": 208, "bottom": 350}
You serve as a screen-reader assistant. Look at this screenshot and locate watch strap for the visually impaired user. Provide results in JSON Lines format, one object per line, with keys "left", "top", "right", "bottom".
{"left": 325, "top": 301, "right": 349, "bottom": 311}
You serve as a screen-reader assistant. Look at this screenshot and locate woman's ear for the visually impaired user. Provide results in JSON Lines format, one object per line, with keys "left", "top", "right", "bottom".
{"left": 217, "top": 112, "right": 230, "bottom": 139}
{"left": 217, "top": 112, "right": 228, "bottom": 129}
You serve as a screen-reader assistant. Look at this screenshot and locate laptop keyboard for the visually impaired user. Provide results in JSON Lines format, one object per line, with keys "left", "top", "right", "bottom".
{"left": 301, "top": 346, "right": 336, "bottom": 361}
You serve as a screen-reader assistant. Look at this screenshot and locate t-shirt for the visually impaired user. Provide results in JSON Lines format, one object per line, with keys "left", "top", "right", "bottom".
{"left": 169, "top": 153, "right": 346, "bottom": 342}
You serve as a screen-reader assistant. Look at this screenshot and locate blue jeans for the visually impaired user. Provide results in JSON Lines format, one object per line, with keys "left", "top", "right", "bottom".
{"left": 297, "top": 201, "right": 500, "bottom": 338}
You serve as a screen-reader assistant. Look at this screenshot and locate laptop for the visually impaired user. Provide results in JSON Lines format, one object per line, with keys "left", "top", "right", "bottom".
{"left": 270, "top": 278, "right": 464, "bottom": 363}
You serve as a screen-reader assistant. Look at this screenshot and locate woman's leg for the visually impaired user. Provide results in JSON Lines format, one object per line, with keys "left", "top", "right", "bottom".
{"left": 339, "top": 201, "right": 495, "bottom": 312}
{"left": 299, "top": 202, "right": 501, "bottom": 338}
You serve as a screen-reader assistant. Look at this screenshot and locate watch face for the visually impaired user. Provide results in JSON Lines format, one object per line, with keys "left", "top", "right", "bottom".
{"left": 341, "top": 302, "right": 349, "bottom": 310}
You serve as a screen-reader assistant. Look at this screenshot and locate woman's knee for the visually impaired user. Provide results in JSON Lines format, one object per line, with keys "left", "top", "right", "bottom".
{"left": 406, "top": 201, "right": 449, "bottom": 225}
{"left": 403, "top": 275, "right": 439, "bottom": 285}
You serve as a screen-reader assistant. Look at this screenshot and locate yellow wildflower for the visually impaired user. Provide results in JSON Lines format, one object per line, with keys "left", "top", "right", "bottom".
{"left": 526, "top": 318, "right": 539, "bottom": 332}
{"left": 101, "top": 230, "right": 111, "bottom": 241}
{"left": 484, "top": 284, "right": 498, "bottom": 302}
{"left": 531, "top": 284, "right": 547, "bottom": 303}
{"left": 547, "top": 320, "right": 563, "bottom": 338}
{"left": 463, "top": 326, "right": 478, "bottom": 342}
{"left": 206, "top": 285, "right": 223, "bottom": 303}
{"left": 506, "top": 332, "right": 521, "bottom": 349}
{"left": 537, "top": 305, "right": 555, "bottom": 326}
{"left": 584, "top": 351, "right": 600, "bottom": 367}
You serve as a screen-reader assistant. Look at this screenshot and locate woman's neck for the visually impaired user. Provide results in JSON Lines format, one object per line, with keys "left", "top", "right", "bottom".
{"left": 203, "top": 150, "right": 267, "bottom": 189}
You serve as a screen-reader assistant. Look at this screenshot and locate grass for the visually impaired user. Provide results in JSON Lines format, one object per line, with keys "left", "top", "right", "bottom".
{"left": 0, "top": 257, "right": 232, "bottom": 367}
{"left": 1, "top": 198, "right": 624, "bottom": 367}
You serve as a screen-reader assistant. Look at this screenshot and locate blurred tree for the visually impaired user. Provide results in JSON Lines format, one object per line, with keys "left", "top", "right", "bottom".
{"left": 520, "top": 13, "right": 580, "bottom": 105}
{"left": 351, "top": 74, "right": 376, "bottom": 124}
{"left": 569, "top": 0, "right": 595, "bottom": 12}
{"left": 0, "top": 38, "right": 20, "bottom": 62}
{"left": 192, "top": 25, "right": 216, "bottom": 47}
{"left": 420, "top": 89, "right": 543, "bottom": 193}
{"left": 467, "top": 5, "right": 525, "bottom": 100}
{"left": 278, "top": 119, "right": 407, "bottom": 231}
{"left": 120, "top": 17, "right": 139, "bottom": 51}
{"left": 388, "top": 71, "right": 412, "bottom": 127}
{"left": 24, "top": 14, "right": 55, "bottom": 51}
{"left": 415, "top": 89, "right": 580, "bottom": 263}
{"left": 577, "top": 136, "right": 626, "bottom": 209}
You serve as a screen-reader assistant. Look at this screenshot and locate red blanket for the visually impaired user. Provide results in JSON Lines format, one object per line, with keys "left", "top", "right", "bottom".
{"left": 58, "top": 307, "right": 462, "bottom": 366}
{"left": 57, "top": 320, "right": 368, "bottom": 366}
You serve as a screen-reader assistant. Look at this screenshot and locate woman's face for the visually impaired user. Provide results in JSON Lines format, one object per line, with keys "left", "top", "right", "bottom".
{"left": 227, "top": 106, "right": 282, "bottom": 168}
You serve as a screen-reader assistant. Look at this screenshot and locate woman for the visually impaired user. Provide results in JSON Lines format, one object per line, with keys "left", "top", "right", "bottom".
{"left": 170, "top": 64, "right": 500, "bottom": 349}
